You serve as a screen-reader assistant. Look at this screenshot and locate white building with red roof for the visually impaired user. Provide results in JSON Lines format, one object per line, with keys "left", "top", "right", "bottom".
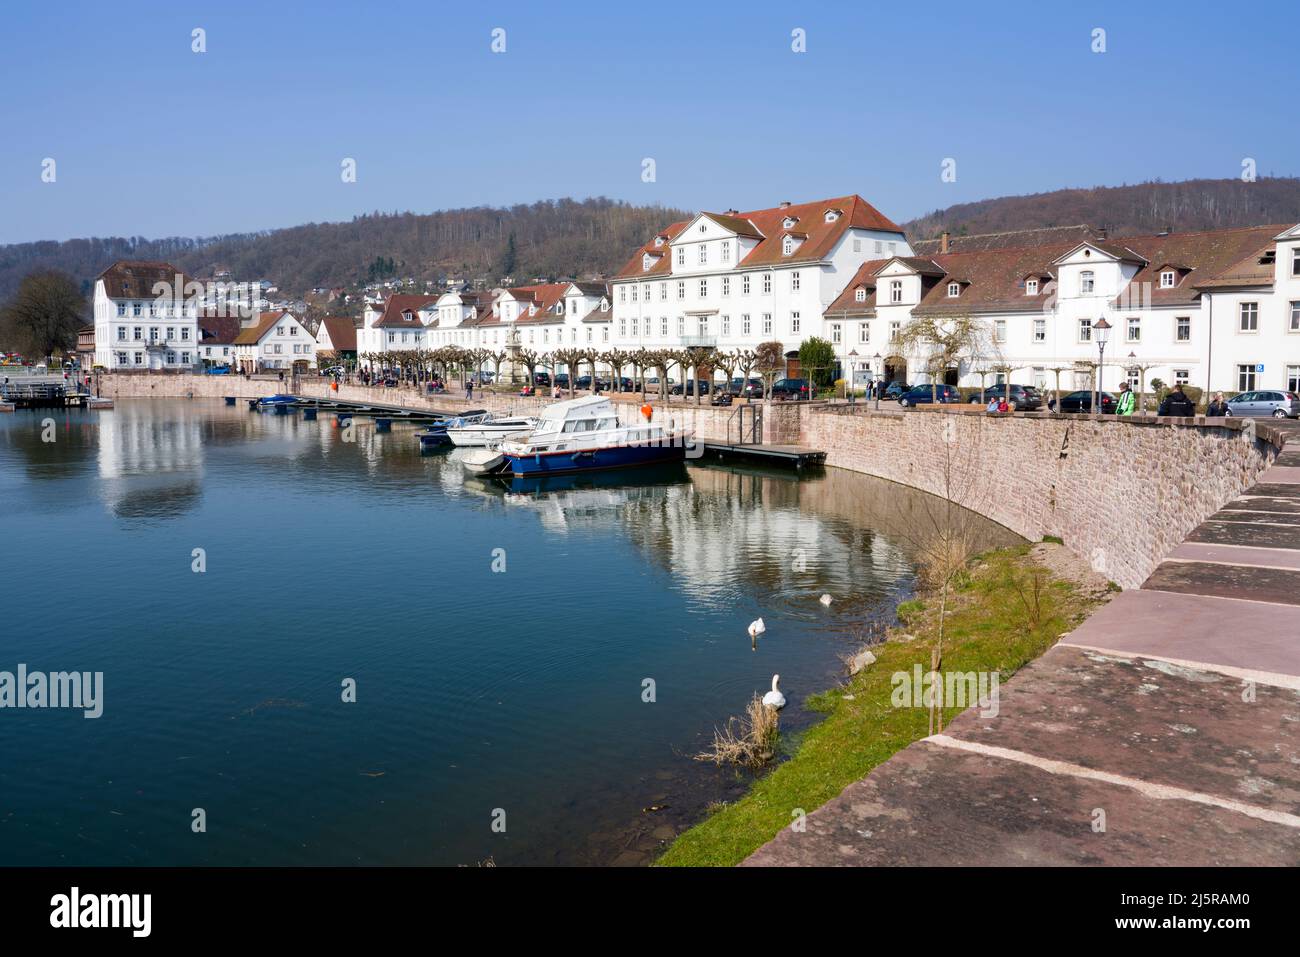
{"left": 92, "top": 261, "right": 202, "bottom": 370}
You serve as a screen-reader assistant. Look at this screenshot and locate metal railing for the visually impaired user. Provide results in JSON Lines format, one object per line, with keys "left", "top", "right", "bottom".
{"left": 727, "top": 403, "right": 762, "bottom": 444}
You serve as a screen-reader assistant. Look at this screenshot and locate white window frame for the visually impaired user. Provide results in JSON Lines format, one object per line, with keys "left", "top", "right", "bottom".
{"left": 1033, "top": 318, "right": 1046, "bottom": 342}
{"left": 1160, "top": 270, "right": 1176, "bottom": 288}
{"left": 1126, "top": 316, "right": 1141, "bottom": 342}
{"left": 1078, "top": 317, "right": 1092, "bottom": 342}
{"left": 1025, "top": 279, "right": 1038, "bottom": 296}
{"left": 1080, "top": 270, "right": 1095, "bottom": 295}
{"left": 1239, "top": 301, "right": 1259, "bottom": 333}
{"left": 890, "top": 280, "right": 902, "bottom": 304}
{"left": 854, "top": 288, "right": 866, "bottom": 303}
{"left": 947, "top": 282, "right": 960, "bottom": 298}
{"left": 1176, "top": 315, "right": 1191, "bottom": 342}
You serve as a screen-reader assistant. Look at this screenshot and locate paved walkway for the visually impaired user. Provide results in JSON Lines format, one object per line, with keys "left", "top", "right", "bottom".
{"left": 746, "top": 422, "right": 1300, "bottom": 866}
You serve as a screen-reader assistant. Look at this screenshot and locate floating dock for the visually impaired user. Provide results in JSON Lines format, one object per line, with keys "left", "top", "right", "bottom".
{"left": 698, "top": 439, "right": 826, "bottom": 470}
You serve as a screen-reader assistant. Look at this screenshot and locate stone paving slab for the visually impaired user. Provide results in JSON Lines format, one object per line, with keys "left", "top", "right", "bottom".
{"left": 941, "top": 645, "right": 1300, "bottom": 814}
{"left": 742, "top": 740, "right": 1300, "bottom": 866}
{"left": 1062, "top": 589, "right": 1300, "bottom": 678}
{"left": 1202, "top": 510, "right": 1300, "bottom": 525}
{"left": 1243, "top": 482, "right": 1300, "bottom": 499}
{"left": 1260, "top": 465, "right": 1300, "bottom": 484}
{"left": 1187, "top": 519, "right": 1300, "bottom": 549}
{"left": 1170, "top": 542, "right": 1300, "bottom": 570}
{"left": 1222, "top": 495, "right": 1300, "bottom": 514}
{"left": 1144, "top": 559, "right": 1300, "bottom": 605}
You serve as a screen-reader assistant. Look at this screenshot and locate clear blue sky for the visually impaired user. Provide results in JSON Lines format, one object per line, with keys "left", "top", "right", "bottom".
{"left": 1, "top": 0, "right": 1295, "bottom": 244}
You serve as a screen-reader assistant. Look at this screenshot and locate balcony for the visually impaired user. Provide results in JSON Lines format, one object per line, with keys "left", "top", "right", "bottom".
{"left": 680, "top": 335, "right": 718, "bottom": 348}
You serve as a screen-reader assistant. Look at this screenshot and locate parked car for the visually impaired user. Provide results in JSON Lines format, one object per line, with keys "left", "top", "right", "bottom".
{"left": 770, "top": 378, "right": 812, "bottom": 400}
{"left": 533, "top": 372, "right": 551, "bottom": 386}
{"left": 613, "top": 376, "right": 636, "bottom": 392}
{"left": 967, "top": 384, "right": 1044, "bottom": 411}
{"left": 1224, "top": 390, "right": 1300, "bottom": 418}
{"left": 1056, "top": 390, "right": 1116, "bottom": 413}
{"left": 670, "top": 379, "right": 712, "bottom": 396}
{"left": 882, "top": 380, "right": 910, "bottom": 400}
{"left": 646, "top": 376, "right": 675, "bottom": 388}
{"left": 897, "top": 384, "right": 961, "bottom": 406}
{"left": 204, "top": 365, "right": 230, "bottom": 375}
{"left": 729, "top": 377, "right": 764, "bottom": 398}
{"left": 574, "top": 375, "right": 611, "bottom": 391}
{"left": 554, "top": 373, "right": 570, "bottom": 389}
{"left": 318, "top": 365, "right": 344, "bottom": 377}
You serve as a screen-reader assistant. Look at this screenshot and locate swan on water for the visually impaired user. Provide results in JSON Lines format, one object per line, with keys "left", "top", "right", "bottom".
{"left": 747, "top": 618, "right": 766, "bottom": 638}
{"left": 762, "top": 674, "right": 786, "bottom": 710}
{"left": 819, "top": 593, "right": 833, "bottom": 606}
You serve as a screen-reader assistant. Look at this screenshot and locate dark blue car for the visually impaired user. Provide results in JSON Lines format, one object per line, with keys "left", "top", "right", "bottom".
{"left": 898, "top": 384, "right": 960, "bottom": 407}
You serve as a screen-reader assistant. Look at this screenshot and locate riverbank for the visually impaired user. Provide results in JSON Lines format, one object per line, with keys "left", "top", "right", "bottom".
{"left": 658, "top": 542, "right": 1113, "bottom": 866}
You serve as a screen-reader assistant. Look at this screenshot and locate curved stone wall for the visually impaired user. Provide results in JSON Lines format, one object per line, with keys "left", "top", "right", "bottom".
{"left": 801, "top": 407, "right": 1282, "bottom": 589}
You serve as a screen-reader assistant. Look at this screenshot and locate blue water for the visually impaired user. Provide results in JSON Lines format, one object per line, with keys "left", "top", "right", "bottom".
{"left": 0, "top": 399, "right": 1013, "bottom": 865}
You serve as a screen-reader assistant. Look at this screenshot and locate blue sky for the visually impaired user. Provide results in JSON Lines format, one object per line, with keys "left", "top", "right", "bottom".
{"left": 1, "top": 0, "right": 1295, "bottom": 244}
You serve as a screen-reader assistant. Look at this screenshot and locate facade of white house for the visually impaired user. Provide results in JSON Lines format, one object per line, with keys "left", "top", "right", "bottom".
{"left": 232, "top": 311, "right": 316, "bottom": 372}
{"left": 92, "top": 261, "right": 201, "bottom": 370}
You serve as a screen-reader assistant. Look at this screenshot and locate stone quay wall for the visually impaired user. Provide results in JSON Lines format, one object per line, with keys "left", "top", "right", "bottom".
{"left": 802, "top": 406, "right": 1283, "bottom": 589}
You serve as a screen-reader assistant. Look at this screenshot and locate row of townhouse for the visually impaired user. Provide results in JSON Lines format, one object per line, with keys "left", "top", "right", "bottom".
{"left": 91, "top": 261, "right": 316, "bottom": 372}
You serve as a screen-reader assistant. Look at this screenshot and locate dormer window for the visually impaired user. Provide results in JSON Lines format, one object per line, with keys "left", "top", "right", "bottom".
{"left": 782, "top": 216, "right": 798, "bottom": 229}
{"left": 642, "top": 253, "right": 654, "bottom": 272}
{"left": 824, "top": 209, "right": 841, "bottom": 223}
{"left": 947, "top": 282, "right": 961, "bottom": 298}
{"left": 653, "top": 235, "right": 664, "bottom": 248}
{"left": 782, "top": 235, "right": 794, "bottom": 256}
{"left": 1025, "top": 279, "right": 1039, "bottom": 296}
{"left": 1160, "top": 270, "right": 1176, "bottom": 288}
{"left": 402, "top": 310, "right": 414, "bottom": 322}
{"left": 854, "top": 288, "right": 866, "bottom": 303}
{"left": 1080, "top": 270, "right": 1095, "bottom": 294}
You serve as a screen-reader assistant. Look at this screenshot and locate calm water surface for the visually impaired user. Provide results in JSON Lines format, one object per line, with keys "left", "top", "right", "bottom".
{"left": 0, "top": 399, "right": 1014, "bottom": 865}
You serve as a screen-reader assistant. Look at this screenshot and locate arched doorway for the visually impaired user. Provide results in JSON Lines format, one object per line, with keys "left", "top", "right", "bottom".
{"left": 884, "top": 356, "right": 907, "bottom": 384}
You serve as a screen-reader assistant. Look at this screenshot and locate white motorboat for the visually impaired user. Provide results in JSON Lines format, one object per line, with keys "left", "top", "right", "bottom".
{"left": 445, "top": 412, "right": 539, "bottom": 447}
{"left": 460, "top": 447, "right": 508, "bottom": 476}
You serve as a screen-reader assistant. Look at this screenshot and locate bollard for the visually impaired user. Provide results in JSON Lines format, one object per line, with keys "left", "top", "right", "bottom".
{"left": 273, "top": 403, "right": 291, "bottom": 415}
{"left": 224, "top": 396, "right": 236, "bottom": 406}
{"left": 375, "top": 418, "right": 391, "bottom": 433}
{"left": 303, "top": 408, "right": 317, "bottom": 421}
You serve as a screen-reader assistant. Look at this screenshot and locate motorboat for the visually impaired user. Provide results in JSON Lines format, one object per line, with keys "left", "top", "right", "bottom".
{"left": 498, "top": 395, "right": 692, "bottom": 476}
{"left": 249, "top": 394, "right": 298, "bottom": 410}
{"left": 445, "top": 412, "right": 538, "bottom": 447}
{"left": 460, "top": 447, "right": 508, "bottom": 475}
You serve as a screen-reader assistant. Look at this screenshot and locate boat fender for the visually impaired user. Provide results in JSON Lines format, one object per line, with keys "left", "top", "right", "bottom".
{"left": 641, "top": 404, "right": 653, "bottom": 421}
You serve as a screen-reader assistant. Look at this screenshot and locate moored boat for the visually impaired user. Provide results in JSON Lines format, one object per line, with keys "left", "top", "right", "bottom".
{"left": 445, "top": 412, "right": 538, "bottom": 447}
{"left": 498, "top": 395, "right": 692, "bottom": 476}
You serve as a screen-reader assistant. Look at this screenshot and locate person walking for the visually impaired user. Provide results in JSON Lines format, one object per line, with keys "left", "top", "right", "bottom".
{"left": 1207, "top": 392, "right": 1228, "bottom": 416}
{"left": 1116, "top": 381, "right": 1137, "bottom": 416}
{"left": 1158, "top": 383, "right": 1197, "bottom": 417}
{"left": 466, "top": 377, "right": 474, "bottom": 400}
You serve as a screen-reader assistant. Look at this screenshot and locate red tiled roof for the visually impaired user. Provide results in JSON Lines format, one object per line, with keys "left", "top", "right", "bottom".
{"left": 198, "top": 315, "right": 243, "bottom": 345}
{"left": 318, "top": 317, "right": 357, "bottom": 352}
{"left": 232, "top": 312, "right": 287, "bottom": 345}
{"left": 824, "top": 259, "right": 890, "bottom": 317}
{"left": 97, "top": 260, "right": 190, "bottom": 300}
{"left": 374, "top": 295, "right": 438, "bottom": 328}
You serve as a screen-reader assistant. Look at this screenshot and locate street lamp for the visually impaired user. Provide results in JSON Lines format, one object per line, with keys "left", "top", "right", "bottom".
{"left": 848, "top": 349, "right": 858, "bottom": 405}
{"left": 873, "top": 352, "right": 882, "bottom": 410}
{"left": 1093, "top": 317, "right": 1112, "bottom": 417}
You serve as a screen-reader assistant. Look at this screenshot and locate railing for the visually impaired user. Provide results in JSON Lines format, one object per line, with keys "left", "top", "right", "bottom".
{"left": 727, "top": 403, "right": 762, "bottom": 444}
{"left": 680, "top": 336, "right": 718, "bottom": 348}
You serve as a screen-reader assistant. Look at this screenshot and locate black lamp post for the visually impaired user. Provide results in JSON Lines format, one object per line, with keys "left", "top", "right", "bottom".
{"left": 873, "top": 352, "right": 882, "bottom": 410}
{"left": 1093, "top": 317, "right": 1112, "bottom": 417}
{"left": 848, "top": 349, "right": 858, "bottom": 406}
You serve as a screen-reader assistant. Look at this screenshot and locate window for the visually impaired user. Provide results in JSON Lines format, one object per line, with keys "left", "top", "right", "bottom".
{"left": 782, "top": 236, "right": 793, "bottom": 256}
{"left": 1176, "top": 316, "right": 1191, "bottom": 341}
{"left": 791, "top": 271, "right": 801, "bottom": 291}
{"left": 1160, "top": 271, "right": 1176, "bottom": 288}
{"left": 132, "top": 303, "right": 142, "bottom": 317}
{"left": 643, "top": 317, "right": 651, "bottom": 337}
{"left": 859, "top": 322, "right": 870, "bottom": 343}
{"left": 1289, "top": 365, "right": 1300, "bottom": 393}
{"left": 721, "top": 242, "right": 731, "bottom": 263}
{"left": 853, "top": 238, "right": 862, "bottom": 253}
{"left": 181, "top": 352, "right": 190, "bottom": 364}
{"left": 116, "top": 327, "right": 126, "bottom": 341}
{"left": 166, "top": 326, "right": 175, "bottom": 340}
{"left": 1125, "top": 367, "right": 1140, "bottom": 388}
{"left": 677, "top": 281, "right": 685, "bottom": 300}
{"left": 855, "top": 288, "right": 866, "bottom": 303}
{"left": 660, "top": 282, "right": 667, "bottom": 301}
{"left": 890, "top": 280, "right": 902, "bottom": 304}
{"left": 698, "top": 279, "right": 708, "bottom": 298}
{"left": 1240, "top": 302, "right": 1259, "bottom": 332}
{"left": 742, "top": 275, "right": 751, "bottom": 295}
{"left": 165, "top": 351, "right": 176, "bottom": 364}
{"left": 677, "top": 317, "right": 684, "bottom": 336}
{"left": 742, "top": 314, "right": 751, "bottom": 335}
{"left": 1025, "top": 279, "right": 1039, "bottom": 296}
{"left": 791, "top": 311, "right": 801, "bottom": 333}
{"left": 1290, "top": 301, "right": 1300, "bottom": 332}
{"left": 660, "top": 317, "right": 668, "bottom": 337}
{"left": 1080, "top": 271, "right": 1095, "bottom": 294}
{"left": 116, "top": 302, "right": 126, "bottom": 317}
{"left": 602, "top": 327, "right": 609, "bottom": 343}
{"left": 830, "top": 323, "right": 841, "bottom": 344}
{"left": 721, "top": 315, "right": 730, "bottom": 336}
{"left": 762, "top": 273, "right": 772, "bottom": 294}
{"left": 1175, "top": 369, "right": 1191, "bottom": 386}
{"left": 762, "top": 313, "right": 772, "bottom": 335}
{"left": 133, "top": 353, "right": 143, "bottom": 365}
{"left": 149, "top": 327, "right": 159, "bottom": 341}
{"left": 699, "top": 245, "right": 707, "bottom": 265}
{"left": 619, "top": 319, "right": 626, "bottom": 337}
{"left": 722, "top": 277, "right": 730, "bottom": 297}
{"left": 1078, "top": 318, "right": 1092, "bottom": 342}
{"left": 698, "top": 317, "right": 709, "bottom": 336}
{"left": 181, "top": 328, "right": 190, "bottom": 340}
{"left": 619, "top": 286, "right": 627, "bottom": 303}
{"left": 289, "top": 325, "right": 297, "bottom": 335}
{"left": 1238, "top": 364, "right": 1257, "bottom": 391}
{"left": 1127, "top": 317, "right": 1140, "bottom": 342}
{"left": 947, "top": 282, "right": 960, "bottom": 298}
{"left": 630, "top": 285, "right": 637, "bottom": 303}
{"left": 889, "top": 321, "right": 901, "bottom": 343}
{"left": 676, "top": 247, "right": 685, "bottom": 266}
{"left": 874, "top": 241, "right": 883, "bottom": 254}
{"left": 1293, "top": 248, "right": 1300, "bottom": 277}
{"left": 116, "top": 352, "right": 127, "bottom": 365}
{"left": 994, "top": 319, "right": 1006, "bottom": 343}
{"left": 1033, "top": 319, "right": 1046, "bottom": 342}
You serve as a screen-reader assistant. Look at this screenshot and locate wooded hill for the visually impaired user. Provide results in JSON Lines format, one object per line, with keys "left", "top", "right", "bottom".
{"left": 904, "top": 177, "right": 1300, "bottom": 243}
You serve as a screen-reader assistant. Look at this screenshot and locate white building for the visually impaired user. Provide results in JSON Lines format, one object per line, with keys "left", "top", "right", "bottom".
{"left": 607, "top": 195, "right": 912, "bottom": 374}
{"left": 231, "top": 311, "right": 316, "bottom": 373}
{"left": 828, "top": 222, "right": 1300, "bottom": 396}
{"left": 92, "top": 261, "right": 201, "bottom": 370}
{"left": 357, "top": 295, "right": 439, "bottom": 365}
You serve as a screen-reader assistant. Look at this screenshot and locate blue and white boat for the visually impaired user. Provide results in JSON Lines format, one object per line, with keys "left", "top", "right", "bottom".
{"left": 249, "top": 394, "right": 298, "bottom": 410}
{"left": 498, "top": 395, "right": 692, "bottom": 477}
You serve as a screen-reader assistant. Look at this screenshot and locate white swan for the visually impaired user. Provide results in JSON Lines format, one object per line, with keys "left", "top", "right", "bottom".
{"left": 747, "top": 617, "right": 766, "bottom": 638}
{"left": 762, "top": 674, "right": 786, "bottom": 710}
{"left": 819, "top": 593, "right": 833, "bottom": 606}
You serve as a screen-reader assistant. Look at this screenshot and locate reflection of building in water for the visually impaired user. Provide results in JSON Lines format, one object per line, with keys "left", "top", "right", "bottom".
{"left": 96, "top": 404, "right": 204, "bottom": 519}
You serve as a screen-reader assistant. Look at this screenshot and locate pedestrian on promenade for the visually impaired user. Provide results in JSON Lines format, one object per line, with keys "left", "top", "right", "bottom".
{"left": 1158, "top": 383, "right": 1197, "bottom": 417}
{"left": 1207, "top": 392, "right": 1228, "bottom": 416}
{"left": 997, "top": 396, "right": 1009, "bottom": 413}
{"left": 466, "top": 378, "right": 474, "bottom": 400}
{"left": 1116, "top": 382, "right": 1136, "bottom": 416}
{"left": 985, "top": 397, "right": 999, "bottom": 413}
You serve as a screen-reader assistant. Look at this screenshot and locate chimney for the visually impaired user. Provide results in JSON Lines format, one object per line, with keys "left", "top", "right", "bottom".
{"left": 939, "top": 231, "right": 950, "bottom": 254}
{"left": 1097, "top": 226, "right": 1108, "bottom": 240}
{"left": 779, "top": 200, "right": 791, "bottom": 209}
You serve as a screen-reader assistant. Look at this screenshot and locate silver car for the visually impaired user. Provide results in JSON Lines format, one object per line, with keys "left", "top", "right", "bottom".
{"left": 1225, "top": 390, "right": 1300, "bottom": 418}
